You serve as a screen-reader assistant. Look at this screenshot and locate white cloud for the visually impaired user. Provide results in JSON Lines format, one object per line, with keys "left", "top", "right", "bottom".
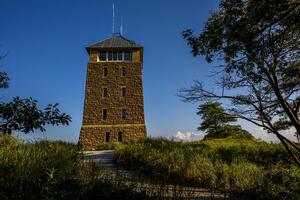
{"left": 246, "top": 126, "right": 299, "bottom": 143}
{"left": 170, "top": 131, "right": 204, "bottom": 142}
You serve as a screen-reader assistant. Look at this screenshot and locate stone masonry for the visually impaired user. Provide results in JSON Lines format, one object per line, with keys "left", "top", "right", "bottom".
{"left": 79, "top": 35, "right": 147, "bottom": 150}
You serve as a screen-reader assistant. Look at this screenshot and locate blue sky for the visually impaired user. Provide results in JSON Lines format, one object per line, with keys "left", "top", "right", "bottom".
{"left": 1, "top": 0, "right": 292, "bottom": 143}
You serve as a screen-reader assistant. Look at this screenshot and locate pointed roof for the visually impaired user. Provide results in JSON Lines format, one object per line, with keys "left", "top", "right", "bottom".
{"left": 86, "top": 34, "right": 142, "bottom": 50}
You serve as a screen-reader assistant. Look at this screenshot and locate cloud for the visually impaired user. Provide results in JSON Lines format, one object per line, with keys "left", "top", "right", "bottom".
{"left": 246, "top": 126, "right": 299, "bottom": 142}
{"left": 170, "top": 131, "right": 204, "bottom": 142}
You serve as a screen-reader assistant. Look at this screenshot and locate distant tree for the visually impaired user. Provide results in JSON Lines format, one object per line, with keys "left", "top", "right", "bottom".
{"left": 197, "top": 102, "right": 253, "bottom": 140}
{"left": 178, "top": 0, "right": 300, "bottom": 165}
{"left": 197, "top": 102, "right": 235, "bottom": 131}
{"left": 0, "top": 54, "right": 71, "bottom": 134}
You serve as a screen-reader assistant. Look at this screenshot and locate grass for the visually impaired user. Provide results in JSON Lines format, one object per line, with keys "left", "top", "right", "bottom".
{"left": 114, "top": 137, "right": 300, "bottom": 200}
{"left": 0, "top": 135, "right": 151, "bottom": 200}
{"left": 2, "top": 135, "right": 299, "bottom": 199}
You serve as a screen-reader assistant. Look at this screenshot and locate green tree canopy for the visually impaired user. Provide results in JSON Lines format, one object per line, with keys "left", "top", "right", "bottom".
{"left": 178, "top": 0, "right": 300, "bottom": 165}
{"left": 197, "top": 102, "right": 253, "bottom": 140}
{"left": 197, "top": 102, "right": 236, "bottom": 131}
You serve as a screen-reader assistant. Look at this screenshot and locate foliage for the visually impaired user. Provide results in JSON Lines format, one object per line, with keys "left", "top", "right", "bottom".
{"left": 197, "top": 102, "right": 236, "bottom": 131}
{"left": 0, "top": 97, "right": 71, "bottom": 133}
{"left": 197, "top": 102, "right": 253, "bottom": 140}
{"left": 114, "top": 137, "right": 300, "bottom": 199}
{"left": 204, "top": 124, "right": 254, "bottom": 140}
{"left": 179, "top": 0, "right": 300, "bottom": 165}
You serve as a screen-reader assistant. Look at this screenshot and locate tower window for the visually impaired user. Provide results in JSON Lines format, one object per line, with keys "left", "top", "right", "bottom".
{"left": 108, "top": 52, "right": 113, "bottom": 61}
{"left": 103, "top": 109, "right": 107, "bottom": 120}
{"left": 121, "top": 67, "right": 126, "bottom": 77}
{"left": 102, "top": 87, "right": 108, "bottom": 97}
{"left": 117, "top": 52, "right": 123, "bottom": 60}
{"left": 105, "top": 132, "right": 110, "bottom": 142}
{"left": 103, "top": 67, "right": 108, "bottom": 77}
{"left": 121, "top": 87, "right": 126, "bottom": 97}
{"left": 99, "top": 51, "right": 131, "bottom": 62}
{"left": 122, "top": 109, "right": 128, "bottom": 119}
{"left": 124, "top": 52, "right": 131, "bottom": 61}
{"left": 99, "top": 52, "right": 107, "bottom": 61}
{"left": 118, "top": 132, "right": 123, "bottom": 142}
{"left": 113, "top": 52, "right": 118, "bottom": 60}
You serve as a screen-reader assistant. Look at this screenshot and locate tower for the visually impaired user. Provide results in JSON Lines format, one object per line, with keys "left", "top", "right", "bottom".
{"left": 79, "top": 33, "right": 147, "bottom": 150}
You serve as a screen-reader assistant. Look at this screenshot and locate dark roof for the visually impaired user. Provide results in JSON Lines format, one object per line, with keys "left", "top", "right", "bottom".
{"left": 86, "top": 34, "right": 142, "bottom": 50}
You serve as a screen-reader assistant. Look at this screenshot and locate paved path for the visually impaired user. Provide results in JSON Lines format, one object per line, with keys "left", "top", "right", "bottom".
{"left": 83, "top": 150, "right": 226, "bottom": 199}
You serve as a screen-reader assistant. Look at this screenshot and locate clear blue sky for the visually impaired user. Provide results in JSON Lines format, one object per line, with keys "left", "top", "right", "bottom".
{"left": 2, "top": 0, "right": 261, "bottom": 143}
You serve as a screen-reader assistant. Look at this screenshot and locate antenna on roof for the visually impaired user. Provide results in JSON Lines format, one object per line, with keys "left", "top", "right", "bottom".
{"left": 120, "top": 17, "right": 123, "bottom": 35}
{"left": 112, "top": 2, "right": 115, "bottom": 34}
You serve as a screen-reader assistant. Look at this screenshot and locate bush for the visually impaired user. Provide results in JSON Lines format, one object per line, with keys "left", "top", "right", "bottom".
{"left": 262, "top": 166, "right": 300, "bottom": 200}
{"left": 228, "top": 163, "right": 264, "bottom": 194}
{"left": 184, "top": 156, "right": 216, "bottom": 188}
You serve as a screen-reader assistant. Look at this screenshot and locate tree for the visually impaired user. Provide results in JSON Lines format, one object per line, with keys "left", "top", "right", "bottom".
{"left": 197, "top": 102, "right": 253, "bottom": 140}
{"left": 178, "top": 0, "right": 300, "bottom": 165}
{"left": 197, "top": 102, "right": 236, "bottom": 131}
{"left": 0, "top": 56, "right": 71, "bottom": 134}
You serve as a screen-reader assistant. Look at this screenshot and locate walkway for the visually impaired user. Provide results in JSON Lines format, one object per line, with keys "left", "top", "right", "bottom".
{"left": 83, "top": 150, "right": 227, "bottom": 199}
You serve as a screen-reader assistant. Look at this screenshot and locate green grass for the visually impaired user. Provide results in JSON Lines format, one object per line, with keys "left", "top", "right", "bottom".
{"left": 0, "top": 135, "right": 151, "bottom": 200}
{"left": 114, "top": 137, "right": 300, "bottom": 200}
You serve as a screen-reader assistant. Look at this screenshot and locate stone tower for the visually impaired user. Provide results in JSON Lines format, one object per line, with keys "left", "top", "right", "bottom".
{"left": 79, "top": 33, "right": 147, "bottom": 150}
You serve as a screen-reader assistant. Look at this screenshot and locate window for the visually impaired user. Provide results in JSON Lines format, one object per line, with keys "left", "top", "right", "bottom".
{"left": 99, "top": 52, "right": 107, "bottom": 61}
{"left": 103, "top": 109, "right": 107, "bottom": 120}
{"left": 100, "top": 51, "right": 131, "bottom": 62}
{"left": 108, "top": 52, "right": 113, "bottom": 61}
{"left": 122, "top": 109, "right": 128, "bottom": 119}
{"left": 121, "top": 87, "right": 126, "bottom": 97}
{"left": 103, "top": 67, "right": 108, "bottom": 77}
{"left": 105, "top": 132, "right": 110, "bottom": 142}
{"left": 117, "top": 52, "right": 123, "bottom": 60}
{"left": 118, "top": 132, "right": 123, "bottom": 142}
{"left": 102, "top": 87, "right": 108, "bottom": 97}
{"left": 124, "top": 52, "right": 131, "bottom": 61}
{"left": 113, "top": 52, "right": 118, "bottom": 60}
{"left": 121, "top": 67, "right": 126, "bottom": 77}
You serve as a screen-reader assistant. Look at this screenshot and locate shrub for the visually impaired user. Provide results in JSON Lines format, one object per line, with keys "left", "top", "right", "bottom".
{"left": 184, "top": 156, "right": 216, "bottom": 188}
{"left": 228, "top": 162, "right": 264, "bottom": 194}
{"left": 262, "top": 165, "right": 300, "bottom": 200}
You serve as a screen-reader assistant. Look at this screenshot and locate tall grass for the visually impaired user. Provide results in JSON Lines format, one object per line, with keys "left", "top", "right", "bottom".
{"left": 114, "top": 137, "right": 300, "bottom": 200}
{"left": 0, "top": 135, "right": 151, "bottom": 200}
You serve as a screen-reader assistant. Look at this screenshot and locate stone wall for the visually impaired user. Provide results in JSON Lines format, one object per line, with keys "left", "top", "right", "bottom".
{"left": 79, "top": 125, "right": 146, "bottom": 150}
{"left": 79, "top": 51, "right": 147, "bottom": 150}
